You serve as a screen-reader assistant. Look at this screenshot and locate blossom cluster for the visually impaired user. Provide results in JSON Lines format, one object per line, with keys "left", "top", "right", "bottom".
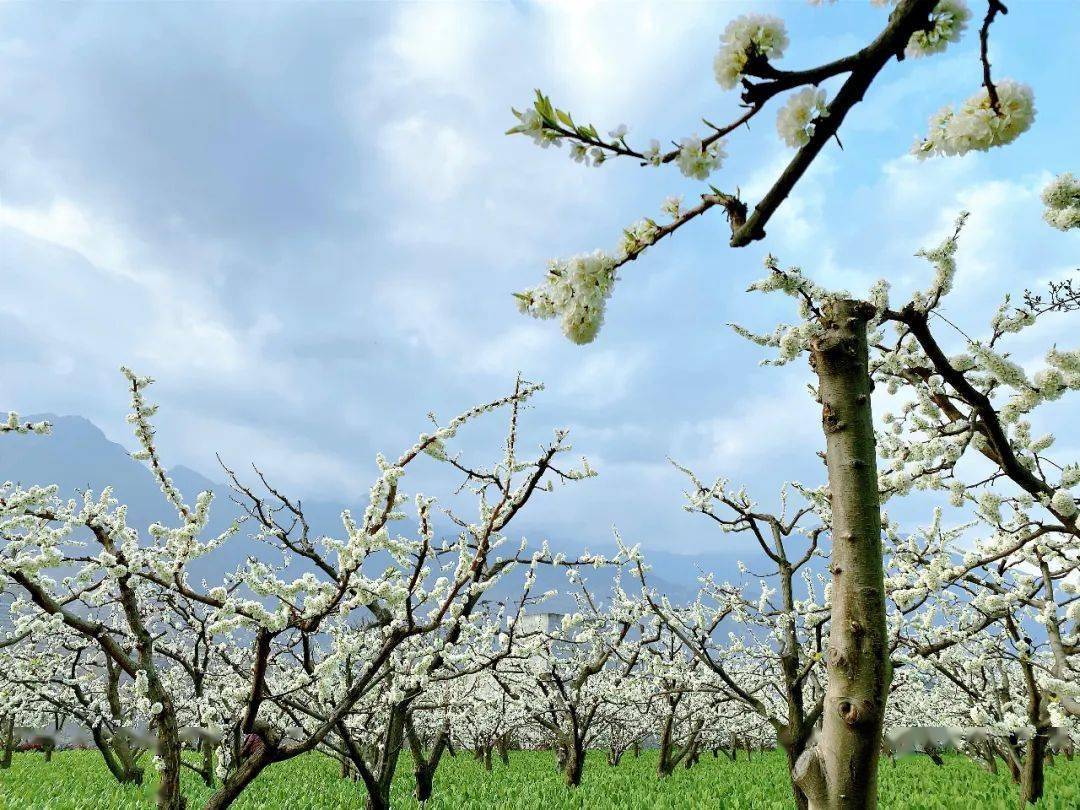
{"left": 515, "top": 200, "right": 678, "bottom": 344}
{"left": 713, "top": 14, "right": 788, "bottom": 90}
{"left": 2, "top": 412, "right": 51, "bottom": 435}
{"left": 905, "top": 0, "right": 970, "bottom": 58}
{"left": 675, "top": 135, "right": 726, "bottom": 180}
{"left": 1041, "top": 173, "right": 1080, "bottom": 231}
{"left": 913, "top": 80, "right": 1036, "bottom": 159}
{"left": 776, "top": 88, "right": 829, "bottom": 149}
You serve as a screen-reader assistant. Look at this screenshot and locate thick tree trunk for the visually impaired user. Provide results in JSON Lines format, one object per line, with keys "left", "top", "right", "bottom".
{"left": 497, "top": 734, "right": 510, "bottom": 765}
{"left": 1, "top": 714, "right": 13, "bottom": 768}
{"left": 563, "top": 739, "right": 585, "bottom": 787}
{"left": 92, "top": 726, "right": 144, "bottom": 785}
{"left": 154, "top": 704, "right": 187, "bottom": 810}
{"left": 982, "top": 741, "right": 998, "bottom": 775}
{"left": 363, "top": 708, "right": 406, "bottom": 810}
{"left": 203, "top": 745, "right": 275, "bottom": 810}
{"left": 414, "top": 762, "right": 435, "bottom": 803}
{"left": 794, "top": 299, "right": 890, "bottom": 810}
{"left": 1019, "top": 734, "right": 1047, "bottom": 806}
{"left": 783, "top": 743, "right": 811, "bottom": 810}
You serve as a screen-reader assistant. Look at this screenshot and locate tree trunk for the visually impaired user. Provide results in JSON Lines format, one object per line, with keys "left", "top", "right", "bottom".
{"left": 656, "top": 708, "right": 675, "bottom": 778}
{"left": 406, "top": 718, "right": 449, "bottom": 804}
{"left": 414, "top": 762, "right": 435, "bottom": 803}
{"left": 1016, "top": 624, "right": 1051, "bottom": 807}
{"left": 92, "top": 726, "right": 144, "bottom": 785}
{"left": 783, "top": 743, "right": 811, "bottom": 810}
{"left": 1, "top": 714, "right": 13, "bottom": 769}
{"left": 497, "top": 734, "right": 510, "bottom": 765}
{"left": 114, "top": 733, "right": 145, "bottom": 785}
{"left": 794, "top": 299, "right": 890, "bottom": 810}
{"left": 203, "top": 745, "right": 274, "bottom": 810}
{"left": 981, "top": 741, "right": 998, "bottom": 775}
{"left": 1019, "top": 734, "right": 1047, "bottom": 806}
{"left": 1004, "top": 738, "right": 1023, "bottom": 784}
{"left": 563, "top": 739, "right": 585, "bottom": 787}
{"left": 201, "top": 736, "right": 215, "bottom": 787}
{"left": 154, "top": 704, "right": 186, "bottom": 810}
{"left": 363, "top": 708, "right": 406, "bottom": 810}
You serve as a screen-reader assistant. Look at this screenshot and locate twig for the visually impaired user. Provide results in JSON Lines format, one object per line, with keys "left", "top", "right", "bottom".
{"left": 979, "top": 1, "right": 1008, "bottom": 115}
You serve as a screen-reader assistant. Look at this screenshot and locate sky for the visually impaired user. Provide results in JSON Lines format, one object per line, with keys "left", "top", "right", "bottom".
{"left": 0, "top": 1, "right": 1077, "bottom": 556}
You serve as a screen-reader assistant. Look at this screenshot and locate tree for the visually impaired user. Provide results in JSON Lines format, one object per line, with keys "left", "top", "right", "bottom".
{"left": 740, "top": 215, "right": 1078, "bottom": 806}
{"left": 505, "top": 3, "right": 1036, "bottom": 806}
{"left": 634, "top": 476, "right": 828, "bottom": 808}
{"left": 492, "top": 568, "right": 647, "bottom": 787}
{"left": 1, "top": 371, "right": 602, "bottom": 809}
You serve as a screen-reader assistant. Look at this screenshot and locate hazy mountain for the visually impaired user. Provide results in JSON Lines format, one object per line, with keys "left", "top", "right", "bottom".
{"left": 0, "top": 414, "right": 744, "bottom": 609}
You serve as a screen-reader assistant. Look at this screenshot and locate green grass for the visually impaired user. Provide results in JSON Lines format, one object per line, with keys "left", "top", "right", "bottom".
{"left": 1, "top": 748, "right": 1077, "bottom": 809}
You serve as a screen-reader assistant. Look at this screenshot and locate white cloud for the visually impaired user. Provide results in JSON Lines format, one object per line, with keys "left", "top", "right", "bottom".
{"left": 377, "top": 116, "right": 481, "bottom": 204}
{"left": 558, "top": 347, "right": 651, "bottom": 409}
{"left": 673, "top": 379, "right": 820, "bottom": 474}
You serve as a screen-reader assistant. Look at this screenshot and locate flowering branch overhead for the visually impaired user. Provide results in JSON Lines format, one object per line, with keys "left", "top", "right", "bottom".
{"left": 510, "top": 0, "right": 1033, "bottom": 345}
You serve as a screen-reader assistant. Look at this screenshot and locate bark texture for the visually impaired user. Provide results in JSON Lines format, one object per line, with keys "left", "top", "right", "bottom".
{"left": 1, "top": 714, "right": 14, "bottom": 769}
{"left": 795, "top": 299, "right": 890, "bottom": 810}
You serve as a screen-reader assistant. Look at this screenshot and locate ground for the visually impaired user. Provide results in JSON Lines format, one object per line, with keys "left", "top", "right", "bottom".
{"left": 1, "top": 748, "right": 1077, "bottom": 808}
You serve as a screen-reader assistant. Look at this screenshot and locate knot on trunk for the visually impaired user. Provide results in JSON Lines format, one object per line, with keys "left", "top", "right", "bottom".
{"left": 837, "top": 697, "right": 876, "bottom": 727}
{"left": 821, "top": 403, "right": 846, "bottom": 434}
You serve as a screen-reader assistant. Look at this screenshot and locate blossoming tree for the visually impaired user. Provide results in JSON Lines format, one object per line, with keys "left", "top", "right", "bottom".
{"left": 0, "top": 371, "right": 604, "bottom": 810}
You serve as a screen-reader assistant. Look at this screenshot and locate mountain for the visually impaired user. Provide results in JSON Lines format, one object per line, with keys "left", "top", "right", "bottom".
{"left": 0, "top": 414, "right": 738, "bottom": 608}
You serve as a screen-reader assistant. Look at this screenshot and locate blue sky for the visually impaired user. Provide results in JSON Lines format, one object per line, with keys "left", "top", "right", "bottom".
{"left": 1, "top": 1, "right": 1077, "bottom": 555}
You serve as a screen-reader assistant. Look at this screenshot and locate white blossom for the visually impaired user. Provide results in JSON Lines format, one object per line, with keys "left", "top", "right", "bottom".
{"left": 913, "top": 79, "right": 1035, "bottom": 159}
{"left": 675, "top": 135, "right": 726, "bottom": 180}
{"left": 1041, "top": 173, "right": 1080, "bottom": 231}
{"left": 713, "top": 14, "right": 788, "bottom": 90}
{"left": 906, "top": 0, "right": 970, "bottom": 58}
{"left": 776, "top": 87, "right": 829, "bottom": 148}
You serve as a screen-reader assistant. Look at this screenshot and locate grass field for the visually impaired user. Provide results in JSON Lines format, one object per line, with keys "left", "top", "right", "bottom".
{"left": 1, "top": 748, "right": 1077, "bottom": 809}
